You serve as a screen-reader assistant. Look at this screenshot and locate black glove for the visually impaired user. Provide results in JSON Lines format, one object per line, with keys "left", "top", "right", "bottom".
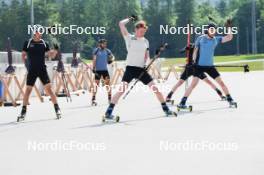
{"left": 129, "top": 15, "right": 138, "bottom": 22}
{"left": 225, "top": 19, "right": 232, "bottom": 28}
{"left": 53, "top": 43, "right": 59, "bottom": 50}
{"left": 92, "top": 68, "right": 96, "bottom": 74}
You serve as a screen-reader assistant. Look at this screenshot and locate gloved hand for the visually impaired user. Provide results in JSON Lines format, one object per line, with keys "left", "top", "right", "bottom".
{"left": 129, "top": 15, "right": 138, "bottom": 22}
{"left": 225, "top": 19, "right": 232, "bottom": 28}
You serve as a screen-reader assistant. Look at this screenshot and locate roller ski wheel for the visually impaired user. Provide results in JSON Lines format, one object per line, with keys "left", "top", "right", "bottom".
{"left": 102, "top": 115, "right": 120, "bottom": 123}
{"left": 165, "top": 110, "right": 177, "bottom": 117}
{"left": 229, "top": 101, "right": 237, "bottom": 108}
{"left": 177, "top": 105, "right": 193, "bottom": 112}
{"left": 91, "top": 101, "right": 97, "bottom": 106}
{"left": 17, "top": 114, "right": 26, "bottom": 122}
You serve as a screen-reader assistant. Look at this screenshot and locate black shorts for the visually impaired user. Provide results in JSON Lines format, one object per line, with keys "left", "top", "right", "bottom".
{"left": 193, "top": 66, "right": 220, "bottom": 79}
{"left": 27, "top": 68, "right": 51, "bottom": 86}
{"left": 122, "top": 66, "right": 153, "bottom": 85}
{"left": 95, "top": 70, "right": 110, "bottom": 80}
{"left": 180, "top": 65, "right": 207, "bottom": 80}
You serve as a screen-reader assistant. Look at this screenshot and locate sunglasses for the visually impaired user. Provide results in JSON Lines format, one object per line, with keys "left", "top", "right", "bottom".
{"left": 136, "top": 23, "right": 147, "bottom": 29}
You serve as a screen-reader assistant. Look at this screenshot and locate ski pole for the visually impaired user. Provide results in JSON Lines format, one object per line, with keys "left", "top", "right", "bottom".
{"left": 123, "top": 43, "right": 168, "bottom": 100}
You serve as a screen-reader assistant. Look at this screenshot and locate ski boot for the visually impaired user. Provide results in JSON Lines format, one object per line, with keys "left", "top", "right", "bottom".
{"left": 162, "top": 103, "right": 177, "bottom": 117}
{"left": 226, "top": 95, "right": 237, "bottom": 108}
{"left": 91, "top": 100, "right": 97, "bottom": 106}
{"left": 54, "top": 104, "right": 62, "bottom": 119}
{"left": 17, "top": 113, "right": 26, "bottom": 122}
{"left": 55, "top": 108, "right": 62, "bottom": 119}
{"left": 17, "top": 106, "right": 27, "bottom": 122}
{"left": 215, "top": 88, "right": 226, "bottom": 101}
{"left": 102, "top": 103, "right": 119, "bottom": 122}
{"left": 166, "top": 92, "right": 174, "bottom": 105}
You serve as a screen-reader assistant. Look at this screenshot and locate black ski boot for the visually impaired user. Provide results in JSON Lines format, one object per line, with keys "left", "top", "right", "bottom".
{"left": 226, "top": 95, "right": 237, "bottom": 108}
{"left": 162, "top": 103, "right": 177, "bottom": 117}
{"left": 54, "top": 104, "right": 62, "bottom": 119}
{"left": 17, "top": 106, "right": 27, "bottom": 122}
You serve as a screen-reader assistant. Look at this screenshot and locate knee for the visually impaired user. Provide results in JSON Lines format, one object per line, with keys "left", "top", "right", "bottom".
{"left": 151, "top": 85, "right": 161, "bottom": 94}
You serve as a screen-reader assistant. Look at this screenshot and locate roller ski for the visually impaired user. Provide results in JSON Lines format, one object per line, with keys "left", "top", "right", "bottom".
{"left": 17, "top": 113, "right": 26, "bottom": 122}
{"left": 177, "top": 97, "right": 192, "bottom": 112}
{"left": 17, "top": 106, "right": 27, "bottom": 122}
{"left": 177, "top": 104, "right": 193, "bottom": 112}
{"left": 55, "top": 109, "right": 62, "bottom": 119}
{"left": 164, "top": 110, "right": 177, "bottom": 117}
{"left": 91, "top": 100, "right": 97, "bottom": 106}
{"left": 103, "top": 103, "right": 120, "bottom": 123}
{"left": 226, "top": 95, "right": 237, "bottom": 108}
{"left": 102, "top": 114, "right": 120, "bottom": 123}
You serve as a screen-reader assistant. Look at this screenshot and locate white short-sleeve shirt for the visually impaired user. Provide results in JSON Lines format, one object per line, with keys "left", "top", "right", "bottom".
{"left": 124, "top": 34, "right": 149, "bottom": 68}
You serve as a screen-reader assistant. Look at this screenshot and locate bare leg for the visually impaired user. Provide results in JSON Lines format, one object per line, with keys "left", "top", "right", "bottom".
{"left": 44, "top": 83, "right": 61, "bottom": 116}
{"left": 105, "top": 82, "right": 127, "bottom": 117}
{"left": 179, "top": 77, "right": 199, "bottom": 106}
{"left": 19, "top": 85, "right": 33, "bottom": 117}
{"left": 214, "top": 76, "right": 230, "bottom": 96}
{"left": 92, "top": 80, "right": 100, "bottom": 102}
{"left": 148, "top": 81, "right": 165, "bottom": 103}
{"left": 23, "top": 86, "right": 33, "bottom": 106}
{"left": 111, "top": 82, "right": 127, "bottom": 104}
{"left": 214, "top": 76, "right": 235, "bottom": 103}
{"left": 203, "top": 78, "right": 217, "bottom": 89}
{"left": 44, "top": 83, "right": 58, "bottom": 104}
{"left": 148, "top": 81, "right": 173, "bottom": 114}
{"left": 203, "top": 78, "right": 224, "bottom": 98}
{"left": 183, "top": 77, "right": 199, "bottom": 98}
{"left": 166, "top": 79, "right": 185, "bottom": 100}
{"left": 104, "top": 78, "right": 112, "bottom": 102}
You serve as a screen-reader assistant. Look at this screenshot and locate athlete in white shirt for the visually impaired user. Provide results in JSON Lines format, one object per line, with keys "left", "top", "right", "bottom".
{"left": 104, "top": 17, "right": 176, "bottom": 119}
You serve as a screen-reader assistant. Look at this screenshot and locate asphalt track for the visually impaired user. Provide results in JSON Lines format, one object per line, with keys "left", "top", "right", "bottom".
{"left": 0, "top": 72, "right": 263, "bottom": 175}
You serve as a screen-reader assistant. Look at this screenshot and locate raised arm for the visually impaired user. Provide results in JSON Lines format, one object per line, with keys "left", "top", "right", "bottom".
{"left": 119, "top": 15, "right": 137, "bottom": 37}
{"left": 222, "top": 19, "right": 233, "bottom": 43}
{"left": 119, "top": 18, "right": 130, "bottom": 37}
